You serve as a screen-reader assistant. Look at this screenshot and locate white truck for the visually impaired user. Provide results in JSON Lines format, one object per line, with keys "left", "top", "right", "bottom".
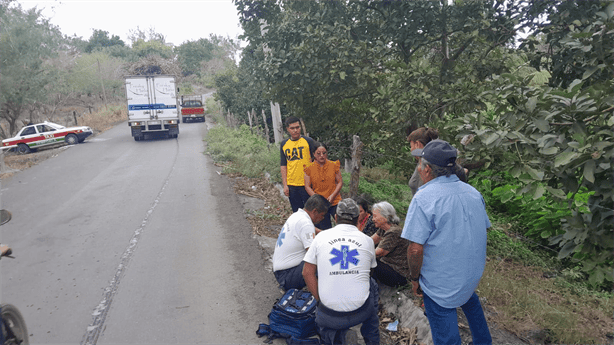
{"left": 125, "top": 75, "right": 180, "bottom": 141}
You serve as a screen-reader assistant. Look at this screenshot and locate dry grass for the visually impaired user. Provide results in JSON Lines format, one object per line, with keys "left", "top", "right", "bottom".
{"left": 77, "top": 104, "right": 126, "bottom": 132}
{"left": 229, "top": 173, "right": 293, "bottom": 238}
{"left": 479, "top": 259, "right": 614, "bottom": 344}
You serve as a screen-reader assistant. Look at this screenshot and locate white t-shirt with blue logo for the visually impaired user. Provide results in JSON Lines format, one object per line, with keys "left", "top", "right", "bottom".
{"left": 273, "top": 209, "right": 315, "bottom": 272}
{"left": 303, "top": 224, "right": 376, "bottom": 312}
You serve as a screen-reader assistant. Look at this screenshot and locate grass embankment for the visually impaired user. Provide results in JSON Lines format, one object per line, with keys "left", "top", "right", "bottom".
{"left": 204, "top": 116, "right": 614, "bottom": 344}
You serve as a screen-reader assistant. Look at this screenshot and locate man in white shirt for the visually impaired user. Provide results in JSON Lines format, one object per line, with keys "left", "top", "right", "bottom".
{"left": 303, "top": 198, "right": 379, "bottom": 345}
{"left": 273, "top": 194, "right": 330, "bottom": 291}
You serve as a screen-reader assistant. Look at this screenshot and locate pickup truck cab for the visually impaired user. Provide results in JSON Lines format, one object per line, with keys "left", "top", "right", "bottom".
{"left": 180, "top": 95, "right": 206, "bottom": 123}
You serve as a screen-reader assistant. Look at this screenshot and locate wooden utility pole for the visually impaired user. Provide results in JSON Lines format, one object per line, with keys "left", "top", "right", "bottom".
{"left": 349, "top": 135, "right": 363, "bottom": 198}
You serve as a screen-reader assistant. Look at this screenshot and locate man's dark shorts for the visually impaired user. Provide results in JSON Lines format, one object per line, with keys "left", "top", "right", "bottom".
{"left": 315, "top": 278, "right": 380, "bottom": 345}
{"left": 274, "top": 261, "right": 306, "bottom": 291}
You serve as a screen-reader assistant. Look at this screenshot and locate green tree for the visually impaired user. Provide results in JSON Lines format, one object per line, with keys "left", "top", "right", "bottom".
{"left": 0, "top": 1, "right": 63, "bottom": 136}
{"left": 128, "top": 26, "right": 173, "bottom": 59}
{"left": 235, "top": 0, "right": 528, "bottom": 169}
{"left": 67, "top": 52, "right": 124, "bottom": 97}
{"left": 132, "top": 39, "right": 173, "bottom": 59}
{"left": 176, "top": 38, "right": 215, "bottom": 76}
{"left": 84, "top": 29, "right": 125, "bottom": 53}
{"left": 446, "top": 1, "right": 614, "bottom": 288}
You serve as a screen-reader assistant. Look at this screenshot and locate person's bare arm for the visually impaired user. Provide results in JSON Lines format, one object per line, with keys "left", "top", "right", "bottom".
{"left": 375, "top": 247, "right": 390, "bottom": 258}
{"left": 302, "top": 262, "right": 319, "bottom": 301}
{"left": 304, "top": 173, "right": 315, "bottom": 196}
{"left": 328, "top": 169, "right": 343, "bottom": 203}
{"left": 407, "top": 242, "right": 424, "bottom": 296}
{"left": 371, "top": 233, "right": 381, "bottom": 246}
{"left": 281, "top": 165, "right": 289, "bottom": 196}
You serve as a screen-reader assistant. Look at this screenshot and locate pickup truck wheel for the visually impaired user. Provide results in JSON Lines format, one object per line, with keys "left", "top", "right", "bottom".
{"left": 65, "top": 134, "right": 78, "bottom": 145}
{"left": 16, "top": 143, "right": 31, "bottom": 154}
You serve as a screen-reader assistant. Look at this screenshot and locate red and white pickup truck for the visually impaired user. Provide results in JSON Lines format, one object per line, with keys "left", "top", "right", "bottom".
{"left": 180, "top": 95, "right": 206, "bottom": 123}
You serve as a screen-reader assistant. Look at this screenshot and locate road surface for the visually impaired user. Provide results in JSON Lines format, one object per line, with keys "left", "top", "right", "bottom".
{"left": 0, "top": 117, "right": 280, "bottom": 344}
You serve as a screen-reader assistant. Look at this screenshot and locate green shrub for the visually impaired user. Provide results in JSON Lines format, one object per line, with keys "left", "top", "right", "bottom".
{"left": 341, "top": 172, "right": 412, "bottom": 219}
{"left": 206, "top": 124, "right": 280, "bottom": 181}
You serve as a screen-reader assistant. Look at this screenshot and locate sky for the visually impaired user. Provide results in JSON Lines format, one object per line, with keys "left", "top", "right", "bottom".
{"left": 19, "top": 0, "right": 245, "bottom": 47}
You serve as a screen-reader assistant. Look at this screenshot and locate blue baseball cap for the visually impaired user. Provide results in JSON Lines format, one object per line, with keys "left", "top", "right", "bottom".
{"left": 411, "top": 139, "right": 457, "bottom": 167}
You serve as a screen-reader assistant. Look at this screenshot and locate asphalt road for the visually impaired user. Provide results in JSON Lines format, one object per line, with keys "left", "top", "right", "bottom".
{"left": 0, "top": 116, "right": 280, "bottom": 344}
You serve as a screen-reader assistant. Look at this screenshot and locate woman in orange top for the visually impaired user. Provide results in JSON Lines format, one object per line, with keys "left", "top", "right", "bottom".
{"left": 304, "top": 142, "right": 343, "bottom": 230}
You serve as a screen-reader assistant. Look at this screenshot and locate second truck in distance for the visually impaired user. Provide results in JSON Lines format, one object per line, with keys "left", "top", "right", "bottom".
{"left": 180, "top": 95, "right": 206, "bottom": 123}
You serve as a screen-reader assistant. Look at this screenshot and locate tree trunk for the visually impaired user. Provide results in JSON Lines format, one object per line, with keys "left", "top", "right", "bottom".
{"left": 349, "top": 135, "right": 363, "bottom": 198}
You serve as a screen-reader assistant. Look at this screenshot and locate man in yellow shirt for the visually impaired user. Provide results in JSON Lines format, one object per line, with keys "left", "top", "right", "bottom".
{"left": 280, "top": 116, "right": 316, "bottom": 212}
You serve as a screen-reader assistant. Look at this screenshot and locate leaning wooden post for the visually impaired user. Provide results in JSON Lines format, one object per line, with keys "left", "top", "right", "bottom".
{"left": 262, "top": 109, "right": 270, "bottom": 143}
{"left": 247, "top": 110, "right": 253, "bottom": 133}
{"left": 349, "top": 135, "right": 363, "bottom": 198}
{"left": 252, "top": 109, "right": 260, "bottom": 128}
{"left": 299, "top": 118, "right": 309, "bottom": 138}
{"left": 252, "top": 109, "right": 261, "bottom": 136}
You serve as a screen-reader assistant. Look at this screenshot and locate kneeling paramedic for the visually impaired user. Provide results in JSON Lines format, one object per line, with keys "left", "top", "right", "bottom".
{"left": 302, "top": 198, "right": 379, "bottom": 345}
